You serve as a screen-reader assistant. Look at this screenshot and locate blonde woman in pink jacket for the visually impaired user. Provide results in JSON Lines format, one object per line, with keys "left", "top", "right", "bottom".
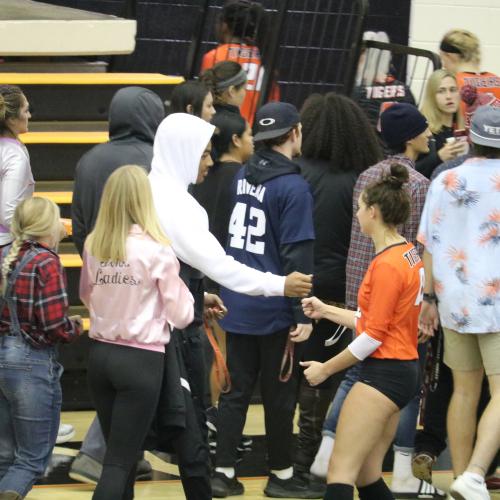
{"left": 79, "top": 165, "right": 194, "bottom": 500}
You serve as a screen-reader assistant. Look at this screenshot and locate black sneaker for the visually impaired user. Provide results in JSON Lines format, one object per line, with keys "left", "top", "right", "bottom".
{"left": 264, "top": 473, "right": 324, "bottom": 498}
{"left": 211, "top": 471, "right": 245, "bottom": 497}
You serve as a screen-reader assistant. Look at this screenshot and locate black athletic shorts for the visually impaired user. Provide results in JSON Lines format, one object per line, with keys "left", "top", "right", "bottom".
{"left": 359, "top": 357, "right": 420, "bottom": 409}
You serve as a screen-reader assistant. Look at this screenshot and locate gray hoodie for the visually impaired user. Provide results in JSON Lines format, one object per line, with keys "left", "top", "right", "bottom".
{"left": 71, "top": 86, "right": 165, "bottom": 255}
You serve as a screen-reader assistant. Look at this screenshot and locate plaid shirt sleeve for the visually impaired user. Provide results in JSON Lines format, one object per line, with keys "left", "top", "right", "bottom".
{"left": 406, "top": 173, "right": 430, "bottom": 257}
{"left": 34, "top": 254, "right": 80, "bottom": 344}
{"left": 345, "top": 169, "right": 378, "bottom": 310}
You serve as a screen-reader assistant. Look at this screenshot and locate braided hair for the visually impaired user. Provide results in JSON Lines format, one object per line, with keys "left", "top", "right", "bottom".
{"left": 1, "top": 198, "right": 60, "bottom": 296}
{"left": 221, "top": 0, "right": 269, "bottom": 62}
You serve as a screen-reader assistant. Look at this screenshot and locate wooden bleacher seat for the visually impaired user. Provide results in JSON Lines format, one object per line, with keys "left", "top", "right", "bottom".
{"left": 1, "top": 0, "right": 136, "bottom": 56}
{"left": 21, "top": 131, "right": 109, "bottom": 144}
{"left": 1, "top": 73, "right": 182, "bottom": 121}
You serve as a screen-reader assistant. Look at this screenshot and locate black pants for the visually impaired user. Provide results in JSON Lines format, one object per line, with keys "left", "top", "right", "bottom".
{"left": 87, "top": 340, "right": 164, "bottom": 500}
{"left": 176, "top": 325, "right": 209, "bottom": 438}
{"left": 216, "top": 329, "right": 302, "bottom": 470}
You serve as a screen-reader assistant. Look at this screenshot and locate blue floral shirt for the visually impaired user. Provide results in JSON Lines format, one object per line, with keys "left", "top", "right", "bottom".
{"left": 418, "top": 157, "right": 500, "bottom": 333}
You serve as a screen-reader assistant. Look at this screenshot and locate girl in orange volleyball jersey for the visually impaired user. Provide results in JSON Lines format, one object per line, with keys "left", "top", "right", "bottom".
{"left": 301, "top": 164, "right": 424, "bottom": 500}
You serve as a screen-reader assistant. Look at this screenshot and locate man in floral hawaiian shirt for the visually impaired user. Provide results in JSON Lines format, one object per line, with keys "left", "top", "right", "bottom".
{"left": 418, "top": 106, "right": 500, "bottom": 500}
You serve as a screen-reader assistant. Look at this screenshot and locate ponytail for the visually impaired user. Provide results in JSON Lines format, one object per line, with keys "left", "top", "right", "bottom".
{"left": 1, "top": 237, "right": 24, "bottom": 296}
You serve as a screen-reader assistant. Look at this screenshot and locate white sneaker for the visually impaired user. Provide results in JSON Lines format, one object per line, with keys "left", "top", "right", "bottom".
{"left": 56, "top": 423, "right": 75, "bottom": 444}
{"left": 449, "top": 474, "right": 490, "bottom": 500}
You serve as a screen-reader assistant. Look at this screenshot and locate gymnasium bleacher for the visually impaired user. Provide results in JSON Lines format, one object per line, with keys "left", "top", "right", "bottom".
{"left": 1, "top": 2, "right": 184, "bottom": 408}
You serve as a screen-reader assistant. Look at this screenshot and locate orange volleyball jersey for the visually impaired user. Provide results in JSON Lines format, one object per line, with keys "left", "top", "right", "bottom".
{"left": 456, "top": 72, "right": 500, "bottom": 129}
{"left": 355, "top": 242, "right": 424, "bottom": 360}
{"left": 201, "top": 43, "right": 280, "bottom": 124}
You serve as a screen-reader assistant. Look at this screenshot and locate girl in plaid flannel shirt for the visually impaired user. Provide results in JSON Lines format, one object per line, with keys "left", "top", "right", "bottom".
{"left": 0, "top": 197, "right": 82, "bottom": 499}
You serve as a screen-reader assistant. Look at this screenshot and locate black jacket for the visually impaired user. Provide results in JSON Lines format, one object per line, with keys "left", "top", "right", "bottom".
{"left": 297, "top": 157, "right": 357, "bottom": 303}
{"left": 71, "top": 86, "right": 165, "bottom": 255}
{"left": 416, "top": 126, "right": 453, "bottom": 179}
{"left": 191, "top": 160, "right": 242, "bottom": 293}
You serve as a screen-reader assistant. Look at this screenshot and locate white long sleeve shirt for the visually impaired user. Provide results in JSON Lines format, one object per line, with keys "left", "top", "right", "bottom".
{"left": 0, "top": 138, "right": 34, "bottom": 245}
{"left": 149, "top": 113, "right": 285, "bottom": 297}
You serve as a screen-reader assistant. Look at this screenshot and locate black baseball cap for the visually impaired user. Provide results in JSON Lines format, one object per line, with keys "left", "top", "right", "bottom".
{"left": 253, "top": 102, "right": 300, "bottom": 142}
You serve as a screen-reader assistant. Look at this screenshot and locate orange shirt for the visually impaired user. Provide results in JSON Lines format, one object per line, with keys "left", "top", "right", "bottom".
{"left": 456, "top": 71, "right": 500, "bottom": 129}
{"left": 356, "top": 242, "right": 424, "bottom": 360}
{"left": 201, "top": 43, "right": 280, "bottom": 125}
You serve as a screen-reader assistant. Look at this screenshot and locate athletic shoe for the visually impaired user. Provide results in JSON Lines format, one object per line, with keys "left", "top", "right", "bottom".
{"left": 211, "top": 472, "right": 244, "bottom": 497}
{"left": 69, "top": 452, "right": 101, "bottom": 484}
{"left": 0, "top": 492, "right": 23, "bottom": 500}
{"left": 264, "top": 473, "right": 324, "bottom": 498}
{"left": 392, "top": 479, "right": 446, "bottom": 498}
{"left": 449, "top": 474, "right": 490, "bottom": 500}
{"left": 206, "top": 406, "right": 253, "bottom": 452}
{"left": 412, "top": 452, "right": 436, "bottom": 483}
{"left": 486, "top": 474, "right": 500, "bottom": 490}
{"left": 69, "top": 453, "right": 153, "bottom": 483}
{"left": 56, "top": 423, "right": 76, "bottom": 444}
{"left": 136, "top": 458, "right": 153, "bottom": 480}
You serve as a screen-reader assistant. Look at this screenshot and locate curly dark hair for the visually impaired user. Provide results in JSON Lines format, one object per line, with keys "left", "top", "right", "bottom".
{"left": 300, "top": 92, "right": 382, "bottom": 174}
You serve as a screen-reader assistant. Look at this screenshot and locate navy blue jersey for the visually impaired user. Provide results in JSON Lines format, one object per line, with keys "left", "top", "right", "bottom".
{"left": 220, "top": 164, "right": 314, "bottom": 335}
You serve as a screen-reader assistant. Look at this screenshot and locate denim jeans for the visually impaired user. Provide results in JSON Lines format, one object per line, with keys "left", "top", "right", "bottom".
{"left": 322, "top": 344, "right": 426, "bottom": 450}
{"left": 0, "top": 335, "right": 62, "bottom": 497}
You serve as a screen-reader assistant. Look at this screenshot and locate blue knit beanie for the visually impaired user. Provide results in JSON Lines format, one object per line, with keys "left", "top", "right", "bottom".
{"left": 380, "top": 103, "right": 428, "bottom": 148}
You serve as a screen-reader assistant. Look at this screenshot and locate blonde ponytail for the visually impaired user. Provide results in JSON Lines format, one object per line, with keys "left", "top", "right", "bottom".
{"left": 0, "top": 198, "right": 61, "bottom": 296}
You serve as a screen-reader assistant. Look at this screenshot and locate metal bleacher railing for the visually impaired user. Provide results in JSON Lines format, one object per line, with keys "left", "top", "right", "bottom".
{"left": 185, "top": 0, "right": 369, "bottom": 111}
{"left": 356, "top": 39, "right": 442, "bottom": 106}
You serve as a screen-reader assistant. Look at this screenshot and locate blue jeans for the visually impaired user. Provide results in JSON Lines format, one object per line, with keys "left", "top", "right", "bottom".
{"left": 0, "top": 335, "right": 62, "bottom": 497}
{"left": 322, "top": 345, "right": 426, "bottom": 450}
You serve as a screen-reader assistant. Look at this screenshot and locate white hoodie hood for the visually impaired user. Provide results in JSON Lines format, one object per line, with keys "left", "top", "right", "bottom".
{"left": 149, "top": 113, "right": 285, "bottom": 297}
{"left": 150, "top": 113, "right": 214, "bottom": 189}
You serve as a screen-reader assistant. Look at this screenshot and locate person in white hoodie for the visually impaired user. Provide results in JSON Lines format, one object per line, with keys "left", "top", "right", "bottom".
{"left": 149, "top": 112, "right": 311, "bottom": 298}
{"left": 80, "top": 165, "right": 194, "bottom": 500}
{"left": 148, "top": 113, "right": 313, "bottom": 499}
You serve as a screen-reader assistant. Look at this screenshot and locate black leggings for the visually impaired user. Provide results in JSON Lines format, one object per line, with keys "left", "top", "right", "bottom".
{"left": 87, "top": 340, "right": 164, "bottom": 500}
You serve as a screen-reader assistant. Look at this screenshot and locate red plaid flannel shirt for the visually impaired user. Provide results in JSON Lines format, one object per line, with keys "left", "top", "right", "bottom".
{"left": 345, "top": 155, "right": 430, "bottom": 309}
{"left": 0, "top": 241, "right": 80, "bottom": 346}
